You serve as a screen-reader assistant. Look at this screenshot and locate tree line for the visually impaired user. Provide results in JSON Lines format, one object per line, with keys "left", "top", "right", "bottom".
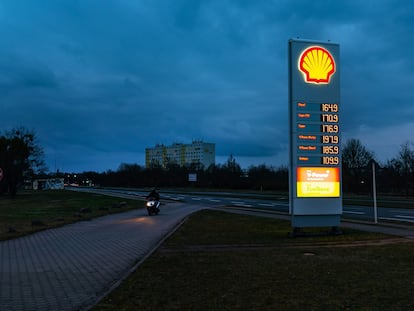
{"left": 1, "top": 127, "right": 414, "bottom": 196}
{"left": 77, "top": 156, "right": 289, "bottom": 191}
{"left": 76, "top": 140, "right": 414, "bottom": 196}
{"left": 342, "top": 139, "right": 414, "bottom": 195}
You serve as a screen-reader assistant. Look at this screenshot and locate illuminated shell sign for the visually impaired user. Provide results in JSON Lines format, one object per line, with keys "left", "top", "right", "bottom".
{"left": 298, "top": 46, "right": 335, "bottom": 84}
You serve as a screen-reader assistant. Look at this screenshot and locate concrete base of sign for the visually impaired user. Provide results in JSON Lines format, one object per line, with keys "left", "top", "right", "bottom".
{"left": 289, "top": 225, "right": 342, "bottom": 238}
{"left": 291, "top": 214, "right": 341, "bottom": 228}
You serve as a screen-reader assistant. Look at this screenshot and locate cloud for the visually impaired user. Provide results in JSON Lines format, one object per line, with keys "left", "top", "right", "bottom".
{"left": 1, "top": 0, "right": 414, "bottom": 172}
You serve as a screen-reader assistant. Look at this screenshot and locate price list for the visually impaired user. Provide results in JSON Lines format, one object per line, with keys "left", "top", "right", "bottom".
{"left": 294, "top": 102, "right": 340, "bottom": 166}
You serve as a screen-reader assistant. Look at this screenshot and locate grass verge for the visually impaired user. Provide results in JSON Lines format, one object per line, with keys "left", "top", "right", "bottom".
{"left": 95, "top": 210, "right": 414, "bottom": 311}
{"left": 0, "top": 189, "right": 144, "bottom": 240}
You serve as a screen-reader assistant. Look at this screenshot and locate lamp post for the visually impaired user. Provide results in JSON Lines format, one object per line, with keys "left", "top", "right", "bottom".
{"left": 371, "top": 160, "right": 378, "bottom": 224}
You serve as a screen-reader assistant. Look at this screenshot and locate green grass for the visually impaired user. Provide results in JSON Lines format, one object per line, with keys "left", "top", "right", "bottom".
{"left": 165, "top": 210, "right": 390, "bottom": 246}
{"left": 94, "top": 210, "right": 414, "bottom": 311}
{"left": 0, "top": 189, "right": 144, "bottom": 240}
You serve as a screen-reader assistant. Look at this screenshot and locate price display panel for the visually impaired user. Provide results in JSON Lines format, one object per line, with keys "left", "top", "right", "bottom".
{"left": 293, "top": 101, "right": 341, "bottom": 197}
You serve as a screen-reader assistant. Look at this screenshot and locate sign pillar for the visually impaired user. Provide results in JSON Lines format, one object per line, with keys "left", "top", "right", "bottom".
{"left": 288, "top": 39, "right": 342, "bottom": 229}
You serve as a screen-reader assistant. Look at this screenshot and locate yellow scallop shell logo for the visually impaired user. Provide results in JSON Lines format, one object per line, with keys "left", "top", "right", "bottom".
{"left": 298, "top": 46, "right": 335, "bottom": 84}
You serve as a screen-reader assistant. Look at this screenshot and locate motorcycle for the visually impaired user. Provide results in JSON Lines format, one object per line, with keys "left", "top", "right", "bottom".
{"left": 146, "top": 197, "right": 160, "bottom": 216}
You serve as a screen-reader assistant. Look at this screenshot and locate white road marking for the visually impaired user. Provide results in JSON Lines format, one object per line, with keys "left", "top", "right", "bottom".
{"left": 381, "top": 217, "right": 414, "bottom": 223}
{"left": 231, "top": 201, "right": 245, "bottom": 205}
{"left": 231, "top": 201, "right": 253, "bottom": 208}
{"left": 396, "top": 215, "right": 414, "bottom": 219}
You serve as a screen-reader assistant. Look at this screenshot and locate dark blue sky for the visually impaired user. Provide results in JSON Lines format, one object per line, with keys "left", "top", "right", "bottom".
{"left": 1, "top": 0, "right": 413, "bottom": 172}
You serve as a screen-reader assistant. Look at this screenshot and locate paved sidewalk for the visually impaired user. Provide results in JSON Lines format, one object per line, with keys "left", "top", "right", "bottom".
{"left": 0, "top": 203, "right": 202, "bottom": 311}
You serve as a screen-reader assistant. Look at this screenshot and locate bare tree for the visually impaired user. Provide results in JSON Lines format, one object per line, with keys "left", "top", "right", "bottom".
{"left": 392, "top": 142, "right": 414, "bottom": 195}
{"left": 342, "top": 138, "right": 374, "bottom": 169}
{"left": 342, "top": 138, "right": 375, "bottom": 193}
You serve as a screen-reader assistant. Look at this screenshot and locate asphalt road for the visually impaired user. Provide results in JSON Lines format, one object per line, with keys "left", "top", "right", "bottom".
{"left": 69, "top": 187, "right": 414, "bottom": 224}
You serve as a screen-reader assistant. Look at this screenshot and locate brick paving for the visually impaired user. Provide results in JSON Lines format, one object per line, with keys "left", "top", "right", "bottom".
{"left": 0, "top": 203, "right": 202, "bottom": 311}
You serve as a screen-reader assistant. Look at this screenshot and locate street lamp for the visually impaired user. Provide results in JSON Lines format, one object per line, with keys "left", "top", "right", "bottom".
{"left": 370, "top": 159, "right": 378, "bottom": 224}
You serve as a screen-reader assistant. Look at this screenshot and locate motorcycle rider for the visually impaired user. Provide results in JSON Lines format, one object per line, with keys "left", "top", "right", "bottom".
{"left": 146, "top": 188, "right": 160, "bottom": 215}
{"left": 146, "top": 188, "right": 160, "bottom": 201}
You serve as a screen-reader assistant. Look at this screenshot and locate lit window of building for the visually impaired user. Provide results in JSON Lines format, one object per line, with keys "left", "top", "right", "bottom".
{"left": 145, "top": 141, "right": 215, "bottom": 169}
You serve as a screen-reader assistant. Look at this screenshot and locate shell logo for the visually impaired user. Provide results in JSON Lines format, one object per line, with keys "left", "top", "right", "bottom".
{"left": 298, "top": 46, "right": 335, "bottom": 84}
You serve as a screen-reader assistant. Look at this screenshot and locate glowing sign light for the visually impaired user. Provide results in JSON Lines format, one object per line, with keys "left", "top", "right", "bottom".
{"left": 289, "top": 39, "right": 341, "bottom": 229}
{"left": 297, "top": 167, "right": 340, "bottom": 197}
{"left": 298, "top": 46, "right": 335, "bottom": 84}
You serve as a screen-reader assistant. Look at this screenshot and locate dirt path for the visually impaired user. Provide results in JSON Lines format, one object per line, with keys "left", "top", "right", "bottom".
{"left": 158, "top": 237, "right": 414, "bottom": 253}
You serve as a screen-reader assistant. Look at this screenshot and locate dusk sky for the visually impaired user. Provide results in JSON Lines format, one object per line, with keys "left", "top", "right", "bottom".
{"left": 1, "top": 0, "right": 414, "bottom": 173}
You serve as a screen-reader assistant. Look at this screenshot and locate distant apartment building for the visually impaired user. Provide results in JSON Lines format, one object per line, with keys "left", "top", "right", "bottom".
{"left": 145, "top": 141, "right": 215, "bottom": 169}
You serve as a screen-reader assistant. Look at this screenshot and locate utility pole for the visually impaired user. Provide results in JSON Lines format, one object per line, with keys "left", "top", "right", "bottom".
{"left": 372, "top": 160, "right": 378, "bottom": 224}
